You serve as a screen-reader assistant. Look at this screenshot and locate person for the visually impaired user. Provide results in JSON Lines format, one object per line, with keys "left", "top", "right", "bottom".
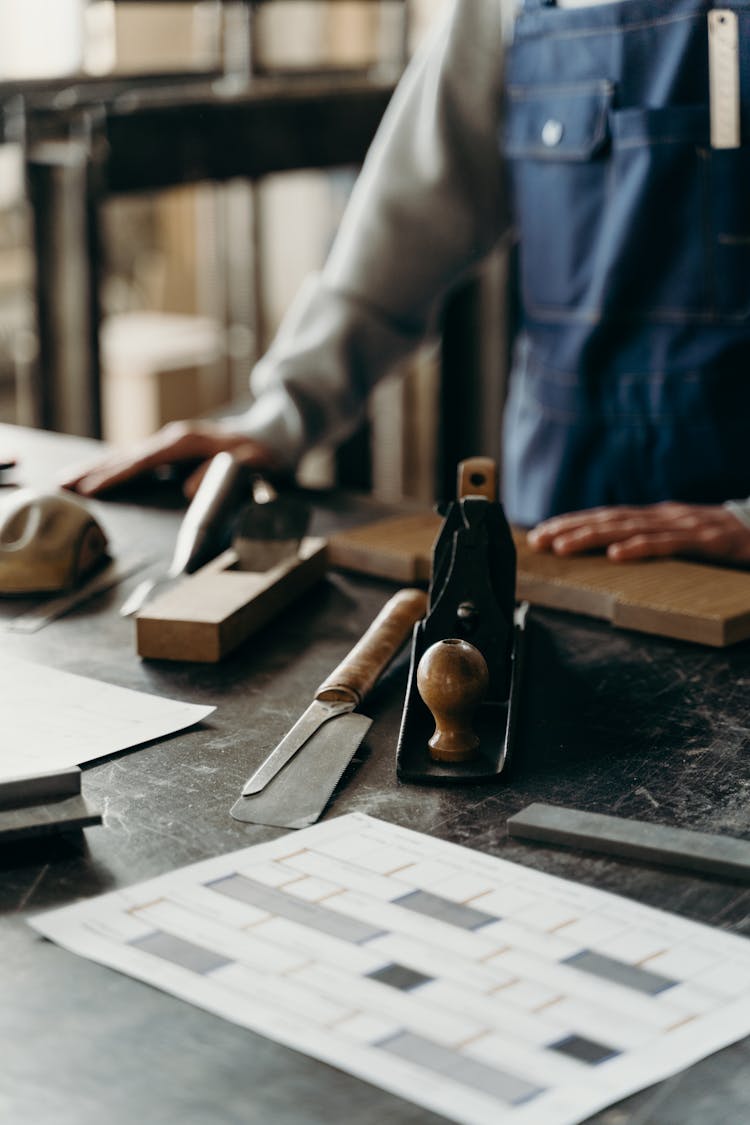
{"left": 64, "top": 0, "right": 750, "bottom": 567}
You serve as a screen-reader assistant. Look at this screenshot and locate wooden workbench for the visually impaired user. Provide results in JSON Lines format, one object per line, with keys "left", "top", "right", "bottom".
{"left": 1, "top": 423, "right": 749, "bottom": 1125}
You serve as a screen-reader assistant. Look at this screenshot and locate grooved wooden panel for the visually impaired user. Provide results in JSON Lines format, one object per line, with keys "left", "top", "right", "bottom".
{"left": 327, "top": 513, "right": 441, "bottom": 582}
{"left": 328, "top": 514, "right": 750, "bottom": 646}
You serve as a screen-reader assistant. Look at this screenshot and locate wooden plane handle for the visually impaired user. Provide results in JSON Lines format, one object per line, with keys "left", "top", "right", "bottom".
{"left": 316, "top": 587, "right": 428, "bottom": 705}
{"left": 457, "top": 457, "right": 497, "bottom": 501}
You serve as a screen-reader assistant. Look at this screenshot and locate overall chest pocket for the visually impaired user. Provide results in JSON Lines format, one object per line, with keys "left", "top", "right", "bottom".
{"left": 608, "top": 109, "right": 750, "bottom": 320}
{"left": 607, "top": 105, "right": 713, "bottom": 318}
{"left": 710, "top": 145, "right": 750, "bottom": 319}
{"left": 504, "top": 86, "right": 740, "bottom": 322}
{"left": 503, "top": 83, "right": 614, "bottom": 318}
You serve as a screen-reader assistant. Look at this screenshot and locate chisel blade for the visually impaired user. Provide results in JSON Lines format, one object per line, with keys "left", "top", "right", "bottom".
{"left": 230, "top": 711, "right": 372, "bottom": 828}
{"left": 231, "top": 588, "right": 428, "bottom": 828}
{"left": 240, "top": 697, "right": 355, "bottom": 796}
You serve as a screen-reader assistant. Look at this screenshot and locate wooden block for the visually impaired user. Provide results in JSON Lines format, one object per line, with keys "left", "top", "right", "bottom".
{"left": 101, "top": 312, "right": 228, "bottom": 445}
{"left": 507, "top": 803, "right": 750, "bottom": 882}
{"left": 136, "top": 537, "right": 327, "bottom": 663}
{"left": 327, "top": 513, "right": 750, "bottom": 646}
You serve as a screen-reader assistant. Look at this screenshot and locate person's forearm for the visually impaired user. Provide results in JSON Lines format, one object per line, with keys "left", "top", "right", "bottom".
{"left": 236, "top": 0, "right": 513, "bottom": 466}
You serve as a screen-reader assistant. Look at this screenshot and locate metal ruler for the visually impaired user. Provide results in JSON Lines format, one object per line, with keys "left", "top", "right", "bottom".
{"left": 708, "top": 9, "right": 740, "bottom": 148}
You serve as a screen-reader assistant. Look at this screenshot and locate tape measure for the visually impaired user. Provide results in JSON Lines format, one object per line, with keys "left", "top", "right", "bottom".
{"left": 708, "top": 9, "right": 740, "bottom": 148}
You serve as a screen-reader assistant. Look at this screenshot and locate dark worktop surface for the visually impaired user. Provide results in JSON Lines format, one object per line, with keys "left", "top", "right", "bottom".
{"left": 1, "top": 423, "right": 749, "bottom": 1125}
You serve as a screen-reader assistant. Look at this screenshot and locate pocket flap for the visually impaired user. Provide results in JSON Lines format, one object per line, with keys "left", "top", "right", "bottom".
{"left": 504, "top": 83, "right": 613, "bottom": 161}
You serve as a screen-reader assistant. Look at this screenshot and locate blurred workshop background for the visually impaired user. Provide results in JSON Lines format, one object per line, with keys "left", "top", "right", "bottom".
{"left": 0, "top": 1, "right": 508, "bottom": 502}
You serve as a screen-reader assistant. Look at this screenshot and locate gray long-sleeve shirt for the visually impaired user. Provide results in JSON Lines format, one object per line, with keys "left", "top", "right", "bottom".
{"left": 229, "top": 0, "right": 514, "bottom": 468}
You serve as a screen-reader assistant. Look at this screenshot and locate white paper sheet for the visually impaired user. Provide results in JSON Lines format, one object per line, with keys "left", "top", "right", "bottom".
{"left": 0, "top": 653, "right": 214, "bottom": 782}
{"left": 30, "top": 813, "right": 750, "bottom": 1125}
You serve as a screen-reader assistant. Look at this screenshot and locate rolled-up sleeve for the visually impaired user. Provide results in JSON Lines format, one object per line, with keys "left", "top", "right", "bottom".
{"left": 236, "top": 0, "right": 513, "bottom": 467}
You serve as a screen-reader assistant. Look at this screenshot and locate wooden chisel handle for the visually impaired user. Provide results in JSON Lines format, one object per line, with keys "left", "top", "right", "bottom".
{"left": 316, "top": 587, "right": 428, "bottom": 706}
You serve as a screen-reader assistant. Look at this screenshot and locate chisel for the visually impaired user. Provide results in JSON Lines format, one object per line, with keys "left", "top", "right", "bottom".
{"left": 120, "top": 451, "right": 253, "bottom": 616}
{"left": 231, "top": 587, "right": 427, "bottom": 828}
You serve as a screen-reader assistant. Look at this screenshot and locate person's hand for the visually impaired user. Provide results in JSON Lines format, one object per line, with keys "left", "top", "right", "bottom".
{"left": 527, "top": 502, "right": 750, "bottom": 566}
{"left": 61, "top": 420, "right": 277, "bottom": 499}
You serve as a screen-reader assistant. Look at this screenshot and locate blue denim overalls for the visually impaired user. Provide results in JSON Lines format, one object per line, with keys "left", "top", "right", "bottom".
{"left": 500, "top": 0, "right": 750, "bottom": 526}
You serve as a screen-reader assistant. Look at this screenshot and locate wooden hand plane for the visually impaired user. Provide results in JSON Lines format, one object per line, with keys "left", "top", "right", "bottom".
{"left": 396, "top": 457, "right": 526, "bottom": 784}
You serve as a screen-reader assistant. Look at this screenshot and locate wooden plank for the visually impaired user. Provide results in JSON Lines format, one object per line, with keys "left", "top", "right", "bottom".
{"left": 514, "top": 537, "right": 750, "bottom": 647}
{"left": 507, "top": 803, "right": 750, "bottom": 882}
{"left": 136, "top": 537, "right": 327, "bottom": 663}
{"left": 327, "top": 514, "right": 750, "bottom": 646}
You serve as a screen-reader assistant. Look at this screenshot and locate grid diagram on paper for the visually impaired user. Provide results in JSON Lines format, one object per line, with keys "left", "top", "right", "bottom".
{"left": 32, "top": 814, "right": 750, "bottom": 1125}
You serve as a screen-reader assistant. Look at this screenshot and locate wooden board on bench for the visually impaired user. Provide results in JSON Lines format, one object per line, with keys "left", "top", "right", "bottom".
{"left": 327, "top": 514, "right": 750, "bottom": 646}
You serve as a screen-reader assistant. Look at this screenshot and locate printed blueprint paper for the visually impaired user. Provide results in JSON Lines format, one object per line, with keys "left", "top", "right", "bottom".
{"left": 30, "top": 813, "right": 750, "bottom": 1125}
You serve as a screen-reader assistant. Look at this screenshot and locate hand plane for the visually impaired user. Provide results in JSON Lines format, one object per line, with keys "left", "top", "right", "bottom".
{"left": 396, "top": 457, "right": 526, "bottom": 784}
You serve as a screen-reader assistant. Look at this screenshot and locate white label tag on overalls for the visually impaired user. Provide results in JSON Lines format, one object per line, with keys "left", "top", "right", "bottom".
{"left": 708, "top": 10, "right": 740, "bottom": 148}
